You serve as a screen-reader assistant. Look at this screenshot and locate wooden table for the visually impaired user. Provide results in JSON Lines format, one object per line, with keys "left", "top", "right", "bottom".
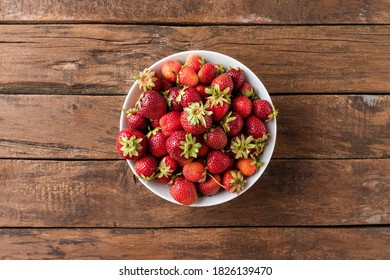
{"left": 0, "top": 0, "right": 389, "bottom": 260}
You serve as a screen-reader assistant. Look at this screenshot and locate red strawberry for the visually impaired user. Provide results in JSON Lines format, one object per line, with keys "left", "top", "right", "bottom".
{"left": 147, "top": 127, "right": 168, "bottom": 158}
{"left": 204, "top": 125, "right": 228, "bottom": 150}
{"left": 116, "top": 128, "right": 147, "bottom": 160}
{"left": 180, "top": 102, "right": 213, "bottom": 135}
{"left": 206, "top": 150, "right": 231, "bottom": 174}
{"left": 211, "top": 73, "right": 234, "bottom": 96}
{"left": 167, "top": 87, "right": 183, "bottom": 112}
{"left": 161, "top": 60, "right": 182, "bottom": 82}
{"left": 156, "top": 155, "right": 178, "bottom": 184}
{"left": 227, "top": 67, "right": 245, "bottom": 89}
{"left": 236, "top": 156, "right": 263, "bottom": 177}
{"left": 197, "top": 174, "right": 221, "bottom": 196}
{"left": 124, "top": 108, "right": 148, "bottom": 133}
{"left": 176, "top": 86, "right": 202, "bottom": 108}
{"left": 244, "top": 115, "right": 267, "bottom": 139}
{"left": 253, "top": 99, "right": 278, "bottom": 121}
{"left": 177, "top": 66, "right": 199, "bottom": 87}
{"left": 183, "top": 162, "right": 207, "bottom": 182}
{"left": 166, "top": 131, "right": 200, "bottom": 162}
{"left": 198, "top": 63, "right": 217, "bottom": 85}
{"left": 137, "top": 90, "right": 166, "bottom": 119}
{"left": 195, "top": 135, "right": 210, "bottom": 157}
{"left": 205, "top": 84, "right": 231, "bottom": 121}
{"left": 159, "top": 111, "right": 182, "bottom": 137}
{"left": 220, "top": 111, "right": 244, "bottom": 136}
{"left": 133, "top": 68, "right": 162, "bottom": 91}
{"left": 149, "top": 118, "right": 160, "bottom": 128}
{"left": 170, "top": 176, "right": 198, "bottom": 205}
{"left": 185, "top": 54, "right": 204, "bottom": 73}
{"left": 160, "top": 79, "right": 174, "bottom": 91}
{"left": 238, "top": 82, "right": 256, "bottom": 100}
{"left": 135, "top": 155, "right": 159, "bottom": 180}
{"left": 195, "top": 84, "right": 208, "bottom": 100}
{"left": 231, "top": 95, "right": 252, "bottom": 119}
{"left": 222, "top": 169, "right": 246, "bottom": 193}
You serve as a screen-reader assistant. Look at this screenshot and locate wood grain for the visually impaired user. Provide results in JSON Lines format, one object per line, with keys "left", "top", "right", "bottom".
{"left": 0, "top": 95, "right": 388, "bottom": 159}
{"left": 1, "top": 227, "right": 389, "bottom": 259}
{"left": 1, "top": 25, "right": 390, "bottom": 95}
{"left": 1, "top": 0, "right": 389, "bottom": 24}
{"left": 0, "top": 159, "right": 389, "bottom": 227}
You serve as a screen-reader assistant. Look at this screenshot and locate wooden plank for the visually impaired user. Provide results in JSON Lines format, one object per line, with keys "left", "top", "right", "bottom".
{"left": 1, "top": 0, "right": 389, "bottom": 24}
{"left": 0, "top": 95, "right": 389, "bottom": 159}
{"left": 0, "top": 227, "right": 389, "bottom": 259}
{"left": 0, "top": 25, "right": 390, "bottom": 95}
{"left": 0, "top": 159, "right": 389, "bottom": 227}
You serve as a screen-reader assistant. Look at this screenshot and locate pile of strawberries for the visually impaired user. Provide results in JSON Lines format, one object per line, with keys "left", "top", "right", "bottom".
{"left": 116, "top": 53, "right": 277, "bottom": 206}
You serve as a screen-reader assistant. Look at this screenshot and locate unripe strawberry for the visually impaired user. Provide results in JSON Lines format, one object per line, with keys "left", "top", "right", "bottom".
{"left": 161, "top": 60, "right": 183, "bottom": 82}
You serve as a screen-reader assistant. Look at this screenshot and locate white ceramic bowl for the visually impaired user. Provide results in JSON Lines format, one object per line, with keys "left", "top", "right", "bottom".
{"left": 119, "top": 50, "right": 277, "bottom": 207}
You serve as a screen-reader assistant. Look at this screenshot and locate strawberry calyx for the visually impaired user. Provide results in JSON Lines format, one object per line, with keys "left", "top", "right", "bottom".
{"left": 266, "top": 106, "right": 279, "bottom": 122}
{"left": 252, "top": 134, "right": 269, "bottom": 156}
{"left": 249, "top": 154, "right": 264, "bottom": 171}
{"left": 214, "top": 64, "right": 225, "bottom": 75}
{"left": 230, "top": 134, "right": 256, "bottom": 159}
{"left": 184, "top": 102, "right": 213, "bottom": 127}
{"left": 146, "top": 126, "right": 162, "bottom": 138}
{"left": 220, "top": 111, "right": 236, "bottom": 133}
{"left": 180, "top": 133, "right": 201, "bottom": 159}
{"left": 227, "top": 170, "right": 247, "bottom": 193}
{"left": 119, "top": 134, "right": 143, "bottom": 158}
{"left": 157, "top": 159, "right": 174, "bottom": 180}
{"left": 139, "top": 173, "right": 157, "bottom": 181}
{"left": 205, "top": 84, "right": 231, "bottom": 108}
{"left": 123, "top": 107, "right": 138, "bottom": 116}
{"left": 133, "top": 68, "right": 158, "bottom": 91}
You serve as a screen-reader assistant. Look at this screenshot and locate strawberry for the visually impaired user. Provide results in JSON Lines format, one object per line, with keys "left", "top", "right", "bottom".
{"left": 133, "top": 68, "right": 162, "bottom": 91}
{"left": 195, "top": 84, "right": 208, "bottom": 100}
{"left": 238, "top": 82, "right": 256, "bottom": 100}
{"left": 244, "top": 115, "right": 267, "bottom": 139}
{"left": 197, "top": 174, "right": 221, "bottom": 196}
{"left": 205, "top": 83, "right": 231, "bottom": 121}
{"left": 149, "top": 118, "right": 160, "bottom": 128}
{"left": 214, "top": 64, "right": 225, "bottom": 75}
{"left": 167, "top": 87, "right": 183, "bottom": 112}
{"left": 159, "top": 111, "right": 182, "bottom": 137}
{"left": 166, "top": 131, "right": 200, "bottom": 162}
{"left": 183, "top": 162, "right": 206, "bottom": 182}
{"left": 116, "top": 128, "right": 147, "bottom": 160}
{"left": 134, "top": 155, "right": 159, "bottom": 180}
{"left": 161, "top": 60, "right": 182, "bottom": 82}
{"left": 147, "top": 127, "right": 168, "bottom": 158}
{"left": 253, "top": 99, "right": 278, "bottom": 121}
{"left": 137, "top": 90, "right": 166, "bottom": 119}
{"left": 177, "top": 66, "right": 199, "bottom": 87}
{"left": 170, "top": 176, "right": 198, "bottom": 206}
{"left": 180, "top": 102, "right": 213, "bottom": 135}
{"left": 231, "top": 95, "right": 252, "bottom": 119}
{"left": 236, "top": 156, "right": 263, "bottom": 177}
{"left": 211, "top": 73, "right": 234, "bottom": 96}
{"left": 160, "top": 79, "right": 174, "bottom": 91}
{"left": 220, "top": 111, "right": 244, "bottom": 136}
{"left": 222, "top": 169, "right": 246, "bottom": 193}
{"left": 176, "top": 86, "right": 202, "bottom": 108}
{"left": 206, "top": 150, "right": 231, "bottom": 174}
{"left": 123, "top": 108, "right": 148, "bottom": 133}
{"left": 198, "top": 63, "right": 217, "bottom": 85}
{"left": 229, "top": 134, "right": 255, "bottom": 159}
{"left": 227, "top": 67, "right": 245, "bottom": 89}
{"left": 185, "top": 54, "right": 204, "bottom": 73}
{"left": 204, "top": 125, "right": 228, "bottom": 150}
{"left": 195, "top": 135, "right": 210, "bottom": 157}
{"left": 156, "top": 155, "right": 178, "bottom": 184}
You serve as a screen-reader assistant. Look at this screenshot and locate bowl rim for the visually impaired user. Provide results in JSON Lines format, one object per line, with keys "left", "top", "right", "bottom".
{"left": 119, "top": 50, "right": 277, "bottom": 207}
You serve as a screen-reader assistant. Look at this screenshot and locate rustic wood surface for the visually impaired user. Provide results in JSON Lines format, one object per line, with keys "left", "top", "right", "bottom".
{"left": 0, "top": 0, "right": 389, "bottom": 260}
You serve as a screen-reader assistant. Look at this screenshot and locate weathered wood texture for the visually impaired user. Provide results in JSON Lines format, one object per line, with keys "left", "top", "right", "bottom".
{"left": 0, "top": 95, "right": 388, "bottom": 159}
{"left": 1, "top": 159, "right": 389, "bottom": 227}
{"left": 1, "top": 25, "right": 390, "bottom": 95}
{"left": 1, "top": 227, "right": 389, "bottom": 259}
{"left": 1, "top": 0, "right": 389, "bottom": 24}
